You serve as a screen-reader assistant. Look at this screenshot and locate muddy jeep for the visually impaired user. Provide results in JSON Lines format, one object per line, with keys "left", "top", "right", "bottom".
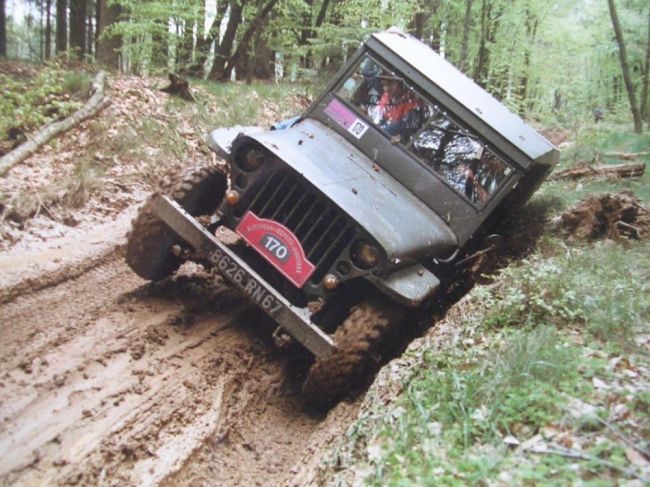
{"left": 126, "top": 28, "right": 559, "bottom": 407}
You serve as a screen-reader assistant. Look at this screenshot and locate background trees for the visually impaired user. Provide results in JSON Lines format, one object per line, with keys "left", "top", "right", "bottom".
{"left": 1, "top": 0, "right": 648, "bottom": 132}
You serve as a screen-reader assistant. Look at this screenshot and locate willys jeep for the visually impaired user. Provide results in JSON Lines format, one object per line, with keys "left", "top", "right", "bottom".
{"left": 125, "top": 28, "right": 559, "bottom": 407}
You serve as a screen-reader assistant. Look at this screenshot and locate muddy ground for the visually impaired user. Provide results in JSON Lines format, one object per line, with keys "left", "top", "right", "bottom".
{"left": 0, "top": 241, "right": 361, "bottom": 486}
{"left": 0, "top": 76, "right": 360, "bottom": 486}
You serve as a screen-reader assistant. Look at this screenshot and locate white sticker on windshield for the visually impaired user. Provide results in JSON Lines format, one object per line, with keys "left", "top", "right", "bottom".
{"left": 347, "top": 119, "right": 369, "bottom": 139}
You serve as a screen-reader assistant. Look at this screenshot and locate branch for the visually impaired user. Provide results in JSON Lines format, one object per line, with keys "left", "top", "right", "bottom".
{"left": 526, "top": 443, "right": 650, "bottom": 483}
{"left": 602, "top": 150, "right": 650, "bottom": 160}
{"left": 596, "top": 416, "right": 650, "bottom": 459}
{"left": 0, "top": 71, "right": 111, "bottom": 177}
{"left": 549, "top": 162, "right": 645, "bottom": 181}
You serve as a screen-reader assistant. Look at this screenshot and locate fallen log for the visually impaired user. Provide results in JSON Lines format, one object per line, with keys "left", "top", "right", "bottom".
{"left": 602, "top": 150, "right": 650, "bottom": 160}
{"left": 549, "top": 162, "right": 645, "bottom": 181}
{"left": 0, "top": 71, "right": 111, "bottom": 177}
{"left": 160, "top": 73, "right": 195, "bottom": 102}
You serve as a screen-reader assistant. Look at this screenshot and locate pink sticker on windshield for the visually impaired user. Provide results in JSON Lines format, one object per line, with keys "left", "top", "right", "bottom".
{"left": 324, "top": 99, "right": 357, "bottom": 129}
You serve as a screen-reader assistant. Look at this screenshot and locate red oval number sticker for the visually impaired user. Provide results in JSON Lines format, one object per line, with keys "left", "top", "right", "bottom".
{"left": 236, "top": 211, "right": 316, "bottom": 288}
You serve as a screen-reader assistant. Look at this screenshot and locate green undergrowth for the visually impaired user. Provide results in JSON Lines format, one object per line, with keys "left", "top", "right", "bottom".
{"left": 318, "top": 128, "right": 650, "bottom": 484}
{"left": 552, "top": 123, "right": 650, "bottom": 205}
{"left": 0, "top": 63, "right": 91, "bottom": 145}
{"left": 319, "top": 239, "right": 650, "bottom": 486}
{"left": 185, "top": 79, "right": 305, "bottom": 129}
{"left": 560, "top": 122, "right": 650, "bottom": 166}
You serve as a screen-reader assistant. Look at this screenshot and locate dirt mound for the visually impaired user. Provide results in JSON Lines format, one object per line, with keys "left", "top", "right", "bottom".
{"left": 557, "top": 190, "right": 650, "bottom": 241}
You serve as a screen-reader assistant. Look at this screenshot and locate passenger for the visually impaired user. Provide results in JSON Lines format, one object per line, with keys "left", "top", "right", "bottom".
{"left": 473, "top": 155, "right": 506, "bottom": 202}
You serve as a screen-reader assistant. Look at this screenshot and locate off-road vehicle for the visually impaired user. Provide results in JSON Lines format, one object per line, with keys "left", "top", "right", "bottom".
{"left": 126, "top": 28, "right": 559, "bottom": 406}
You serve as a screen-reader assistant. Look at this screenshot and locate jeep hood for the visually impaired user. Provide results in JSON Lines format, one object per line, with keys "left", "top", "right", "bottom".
{"left": 237, "top": 118, "right": 457, "bottom": 264}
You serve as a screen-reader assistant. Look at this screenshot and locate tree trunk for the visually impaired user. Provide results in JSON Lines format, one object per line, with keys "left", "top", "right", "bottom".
{"left": 302, "top": 0, "right": 335, "bottom": 67}
{"left": 96, "top": 0, "right": 121, "bottom": 69}
{"left": 45, "top": 0, "right": 52, "bottom": 59}
{"left": 0, "top": 0, "right": 7, "bottom": 57}
{"left": 151, "top": 20, "right": 170, "bottom": 71}
{"left": 56, "top": 0, "right": 67, "bottom": 53}
{"left": 516, "top": 11, "right": 538, "bottom": 115}
{"left": 69, "top": 0, "right": 87, "bottom": 58}
{"left": 640, "top": 4, "right": 650, "bottom": 123}
{"left": 251, "top": 27, "right": 273, "bottom": 79}
{"left": 189, "top": 1, "right": 227, "bottom": 78}
{"left": 473, "top": 0, "right": 488, "bottom": 83}
{"left": 86, "top": 2, "right": 93, "bottom": 57}
{"left": 220, "top": 0, "right": 280, "bottom": 81}
{"left": 549, "top": 162, "right": 645, "bottom": 181}
{"left": 299, "top": 0, "right": 314, "bottom": 69}
{"left": 410, "top": 11, "right": 425, "bottom": 41}
{"left": 459, "top": 0, "right": 473, "bottom": 72}
{"left": 40, "top": 1, "right": 44, "bottom": 60}
{"left": 208, "top": 1, "right": 244, "bottom": 81}
{"left": 177, "top": 19, "right": 194, "bottom": 74}
{"left": 607, "top": 0, "right": 643, "bottom": 134}
{"left": 0, "top": 71, "right": 110, "bottom": 177}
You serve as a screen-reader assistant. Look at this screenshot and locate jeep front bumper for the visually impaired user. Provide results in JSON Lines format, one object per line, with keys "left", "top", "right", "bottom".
{"left": 150, "top": 195, "right": 336, "bottom": 359}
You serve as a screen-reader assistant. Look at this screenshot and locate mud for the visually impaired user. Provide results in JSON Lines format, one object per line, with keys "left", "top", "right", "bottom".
{"left": 557, "top": 190, "right": 650, "bottom": 241}
{"left": 0, "top": 72, "right": 358, "bottom": 486}
{"left": 0, "top": 244, "right": 363, "bottom": 486}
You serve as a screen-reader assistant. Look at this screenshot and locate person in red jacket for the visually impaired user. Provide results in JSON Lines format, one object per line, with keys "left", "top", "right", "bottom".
{"left": 369, "top": 77, "right": 424, "bottom": 142}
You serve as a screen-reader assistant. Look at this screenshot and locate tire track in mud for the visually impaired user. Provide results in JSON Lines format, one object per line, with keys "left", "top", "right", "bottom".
{"left": 0, "top": 255, "right": 361, "bottom": 486}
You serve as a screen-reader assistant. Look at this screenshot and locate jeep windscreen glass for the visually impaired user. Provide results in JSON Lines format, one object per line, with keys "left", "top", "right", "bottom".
{"left": 411, "top": 113, "right": 512, "bottom": 206}
{"left": 337, "top": 56, "right": 434, "bottom": 144}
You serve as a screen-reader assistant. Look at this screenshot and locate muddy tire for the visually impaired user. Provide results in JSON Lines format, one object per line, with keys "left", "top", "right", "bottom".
{"left": 126, "top": 164, "right": 227, "bottom": 281}
{"left": 302, "top": 298, "right": 401, "bottom": 409}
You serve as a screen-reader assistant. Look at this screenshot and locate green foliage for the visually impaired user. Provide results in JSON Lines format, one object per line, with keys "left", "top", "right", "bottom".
{"left": 360, "top": 327, "right": 579, "bottom": 485}
{"left": 0, "top": 65, "right": 87, "bottom": 143}
{"left": 483, "top": 243, "right": 650, "bottom": 346}
{"left": 320, "top": 214, "right": 650, "bottom": 485}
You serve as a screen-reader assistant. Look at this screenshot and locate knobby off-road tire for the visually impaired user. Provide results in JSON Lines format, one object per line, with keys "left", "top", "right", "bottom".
{"left": 126, "top": 164, "right": 227, "bottom": 281}
{"left": 302, "top": 299, "right": 401, "bottom": 409}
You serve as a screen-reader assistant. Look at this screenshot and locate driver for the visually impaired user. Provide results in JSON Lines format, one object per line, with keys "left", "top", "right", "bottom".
{"left": 369, "top": 76, "right": 423, "bottom": 142}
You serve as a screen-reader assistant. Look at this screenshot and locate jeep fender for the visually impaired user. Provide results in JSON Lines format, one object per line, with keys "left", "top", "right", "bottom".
{"left": 367, "top": 264, "right": 440, "bottom": 307}
{"left": 207, "top": 126, "right": 263, "bottom": 159}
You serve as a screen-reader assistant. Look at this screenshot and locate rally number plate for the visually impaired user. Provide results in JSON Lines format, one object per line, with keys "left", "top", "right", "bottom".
{"left": 236, "top": 211, "right": 316, "bottom": 288}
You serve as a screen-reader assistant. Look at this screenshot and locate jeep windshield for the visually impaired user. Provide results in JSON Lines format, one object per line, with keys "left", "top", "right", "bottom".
{"left": 335, "top": 55, "right": 513, "bottom": 207}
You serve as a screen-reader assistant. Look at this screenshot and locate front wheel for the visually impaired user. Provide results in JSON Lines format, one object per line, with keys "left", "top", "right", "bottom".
{"left": 302, "top": 297, "right": 403, "bottom": 409}
{"left": 126, "top": 164, "right": 227, "bottom": 281}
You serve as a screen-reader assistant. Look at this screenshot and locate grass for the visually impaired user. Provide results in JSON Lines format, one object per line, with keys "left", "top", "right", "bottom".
{"left": 317, "top": 126, "right": 650, "bottom": 486}
{"left": 0, "top": 63, "right": 89, "bottom": 144}
{"left": 189, "top": 79, "right": 306, "bottom": 128}
{"left": 319, "top": 240, "right": 650, "bottom": 486}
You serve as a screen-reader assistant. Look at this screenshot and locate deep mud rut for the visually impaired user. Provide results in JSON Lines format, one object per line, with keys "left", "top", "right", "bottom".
{"left": 0, "top": 245, "right": 360, "bottom": 486}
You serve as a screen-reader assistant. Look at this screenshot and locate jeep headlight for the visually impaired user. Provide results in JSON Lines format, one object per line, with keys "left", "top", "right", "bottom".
{"left": 237, "top": 148, "right": 265, "bottom": 172}
{"left": 350, "top": 240, "right": 382, "bottom": 270}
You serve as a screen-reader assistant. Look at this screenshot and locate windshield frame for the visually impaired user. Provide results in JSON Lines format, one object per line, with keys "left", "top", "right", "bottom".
{"left": 330, "top": 53, "right": 515, "bottom": 209}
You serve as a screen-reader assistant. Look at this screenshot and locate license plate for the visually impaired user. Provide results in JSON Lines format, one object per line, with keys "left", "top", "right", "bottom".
{"left": 208, "top": 247, "right": 283, "bottom": 316}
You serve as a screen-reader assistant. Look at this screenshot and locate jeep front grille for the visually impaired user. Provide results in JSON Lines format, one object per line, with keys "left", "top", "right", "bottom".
{"left": 247, "top": 170, "right": 357, "bottom": 283}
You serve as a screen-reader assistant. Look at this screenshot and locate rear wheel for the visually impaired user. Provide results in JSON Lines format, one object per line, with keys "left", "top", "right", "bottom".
{"left": 302, "top": 297, "right": 402, "bottom": 409}
{"left": 126, "top": 164, "right": 227, "bottom": 281}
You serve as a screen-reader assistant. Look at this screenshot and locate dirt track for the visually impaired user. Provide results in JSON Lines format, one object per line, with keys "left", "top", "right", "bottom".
{"left": 0, "top": 76, "right": 364, "bottom": 486}
{"left": 0, "top": 239, "right": 360, "bottom": 486}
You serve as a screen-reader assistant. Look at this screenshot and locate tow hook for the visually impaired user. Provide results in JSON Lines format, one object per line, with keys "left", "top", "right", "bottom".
{"left": 272, "top": 326, "right": 295, "bottom": 349}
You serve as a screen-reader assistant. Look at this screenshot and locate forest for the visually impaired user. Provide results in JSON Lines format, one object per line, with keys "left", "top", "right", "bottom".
{"left": 0, "top": 0, "right": 649, "bottom": 132}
